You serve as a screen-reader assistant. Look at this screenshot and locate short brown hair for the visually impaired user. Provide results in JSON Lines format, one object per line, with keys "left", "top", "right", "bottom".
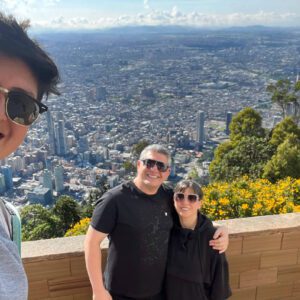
{"left": 0, "top": 13, "right": 59, "bottom": 100}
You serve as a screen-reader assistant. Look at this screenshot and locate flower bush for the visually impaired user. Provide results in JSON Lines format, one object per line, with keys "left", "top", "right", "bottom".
{"left": 202, "top": 177, "right": 300, "bottom": 220}
{"left": 65, "top": 217, "right": 91, "bottom": 237}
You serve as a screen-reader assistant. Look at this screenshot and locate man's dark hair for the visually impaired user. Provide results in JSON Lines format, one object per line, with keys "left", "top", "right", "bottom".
{"left": 0, "top": 13, "right": 59, "bottom": 100}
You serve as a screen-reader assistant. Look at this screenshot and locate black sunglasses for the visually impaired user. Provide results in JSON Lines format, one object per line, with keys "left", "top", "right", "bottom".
{"left": 174, "top": 193, "right": 199, "bottom": 203}
{"left": 0, "top": 86, "right": 48, "bottom": 126}
{"left": 141, "top": 159, "right": 169, "bottom": 172}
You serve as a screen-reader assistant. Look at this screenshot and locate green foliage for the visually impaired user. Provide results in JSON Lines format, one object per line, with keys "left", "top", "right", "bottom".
{"left": 267, "top": 79, "right": 300, "bottom": 122}
{"left": 210, "top": 137, "right": 273, "bottom": 182}
{"left": 263, "top": 134, "right": 300, "bottom": 182}
{"left": 132, "top": 140, "right": 149, "bottom": 158}
{"left": 269, "top": 117, "right": 300, "bottom": 147}
{"left": 123, "top": 160, "right": 135, "bottom": 173}
{"left": 229, "top": 107, "right": 265, "bottom": 142}
{"left": 52, "top": 196, "right": 81, "bottom": 235}
{"left": 21, "top": 204, "right": 59, "bottom": 241}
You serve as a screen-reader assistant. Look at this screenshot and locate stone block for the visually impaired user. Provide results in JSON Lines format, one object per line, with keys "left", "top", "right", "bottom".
{"left": 230, "top": 287, "right": 256, "bottom": 300}
{"left": 278, "top": 265, "right": 300, "bottom": 282}
{"left": 256, "top": 282, "right": 293, "bottom": 299}
{"left": 227, "top": 236, "right": 243, "bottom": 255}
{"left": 260, "top": 249, "right": 298, "bottom": 268}
{"left": 243, "top": 233, "right": 282, "bottom": 254}
{"left": 227, "top": 253, "right": 260, "bottom": 273}
{"left": 25, "top": 258, "right": 71, "bottom": 281}
{"left": 28, "top": 279, "right": 49, "bottom": 300}
{"left": 282, "top": 231, "right": 300, "bottom": 249}
{"left": 240, "top": 268, "right": 277, "bottom": 288}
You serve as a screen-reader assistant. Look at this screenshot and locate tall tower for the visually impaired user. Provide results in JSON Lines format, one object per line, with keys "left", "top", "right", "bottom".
{"left": 0, "top": 174, "right": 6, "bottom": 193}
{"left": 96, "top": 87, "right": 107, "bottom": 101}
{"left": 54, "top": 165, "right": 64, "bottom": 193}
{"left": 1, "top": 165, "right": 13, "bottom": 190}
{"left": 43, "top": 169, "right": 53, "bottom": 192}
{"left": 55, "top": 120, "right": 68, "bottom": 156}
{"left": 46, "top": 111, "right": 56, "bottom": 155}
{"left": 196, "top": 110, "right": 205, "bottom": 150}
{"left": 226, "top": 111, "right": 233, "bottom": 135}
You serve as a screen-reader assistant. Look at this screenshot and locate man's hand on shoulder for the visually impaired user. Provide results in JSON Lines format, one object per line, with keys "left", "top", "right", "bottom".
{"left": 209, "top": 226, "right": 229, "bottom": 254}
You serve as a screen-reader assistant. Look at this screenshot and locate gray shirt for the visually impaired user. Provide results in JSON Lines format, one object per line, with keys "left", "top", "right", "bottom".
{"left": 0, "top": 216, "right": 28, "bottom": 300}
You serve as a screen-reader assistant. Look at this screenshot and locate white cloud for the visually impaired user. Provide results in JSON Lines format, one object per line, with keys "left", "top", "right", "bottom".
{"left": 144, "top": 0, "right": 150, "bottom": 10}
{"left": 1, "top": 2, "right": 298, "bottom": 30}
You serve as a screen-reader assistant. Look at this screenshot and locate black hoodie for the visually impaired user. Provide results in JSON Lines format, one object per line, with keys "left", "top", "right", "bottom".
{"left": 165, "top": 213, "right": 231, "bottom": 300}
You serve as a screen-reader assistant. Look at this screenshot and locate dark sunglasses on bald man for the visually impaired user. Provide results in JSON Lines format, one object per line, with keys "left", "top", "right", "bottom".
{"left": 0, "top": 86, "right": 48, "bottom": 126}
{"left": 141, "top": 159, "right": 169, "bottom": 172}
{"left": 174, "top": 193, "right": 200, "bottom": 203}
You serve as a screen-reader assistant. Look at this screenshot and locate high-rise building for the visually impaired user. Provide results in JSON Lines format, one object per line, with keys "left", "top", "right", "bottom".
{"left": 43, "top": 169, "right": 53, "bottom": 192}
{"left": 226, "top": 111, "right": 233, "bottom": 135}
{"left": 196, "top": 110, "right": 205, "bottom": 150}
{"left": 55, "top": 120, "right": 68, "bottom": 156}
{"left": 46, "top": 111, "right": 56, "bottom": 155}
{"left": 54, "top": 165, "right": 64, "bottom": 193}
{"left": 0, "top": 174, "right": 6, "bottom": 193}
{"left": 1, "top": 166, "right": 13, "bottom": 190}
{"left": 96, "top": 86, "right": 107, "bottom": 101}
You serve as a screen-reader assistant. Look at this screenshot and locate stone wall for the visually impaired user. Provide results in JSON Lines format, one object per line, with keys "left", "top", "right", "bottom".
{"left": 22, "top": 213, "right": 300, "bottom": 300}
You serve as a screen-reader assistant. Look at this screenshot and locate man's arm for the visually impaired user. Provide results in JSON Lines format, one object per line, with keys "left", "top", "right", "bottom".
{"left": 84, "top": 226, "right": 112, "bottom": 300}
{"left": 209, "top": 225, "right": 229, "bottom": 254}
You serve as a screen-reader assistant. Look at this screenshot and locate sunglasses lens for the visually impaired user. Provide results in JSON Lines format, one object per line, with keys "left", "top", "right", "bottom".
{"left": 156, "top": 161, "right": 167, "bottom": 172}
{"left": 7, "top": 92, "right": 39, "bottom": 126}
{"left": 145, "top": 159, "right": 156, "bottom": 169}
{"left": 175, "top": 193, "right": 185, "bottom": 201}
{"left": 188, "top": 195, "right": 198, "bottom": 202}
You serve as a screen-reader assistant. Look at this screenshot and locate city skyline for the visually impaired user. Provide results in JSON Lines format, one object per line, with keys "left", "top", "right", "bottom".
{"left": 0, "top": 0, "right": 300, "bottom": 31}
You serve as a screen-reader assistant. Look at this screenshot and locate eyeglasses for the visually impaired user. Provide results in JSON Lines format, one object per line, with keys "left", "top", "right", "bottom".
{"left": 0, "top": 86, "right": 48, "bottom": 126}
{"left": 174, "top": 192, "right": 199, "bottom": 203}
{"left": 141, "top": 159, "right": 169, "bottom": 172}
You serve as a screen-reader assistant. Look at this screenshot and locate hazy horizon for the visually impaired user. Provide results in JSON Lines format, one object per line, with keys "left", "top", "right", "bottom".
{"left": 1, "top": 0, "right": 300, "bottom": 31}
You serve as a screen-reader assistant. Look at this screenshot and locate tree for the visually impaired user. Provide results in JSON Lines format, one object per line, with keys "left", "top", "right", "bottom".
{"left": 52, "top": 196, "right": 81, "bottom": 235}
{"left": 269, "top": 117, "right": 300, "bottom": 147}
{"left": 209, "top": 141, "right": 234, "bottom": 181}
{"left": 267, "top": 79, "right": 300, "bottom": 122}
{"left": 132, "top": 140, "right": 149, "bottom": 158}
{"left": 21, "top": 204, "right": 58, "bottom": 241}
{"left": 229, "top": 107, "right": 265, "bottom": 142}
{"left": 263, "top": 134, "right": 300, "bottom": 182}
{"left": 123, "top": 160, "right": 135, "bottom": 174}
{"left": 210, "top": 137, "right": 273, "bottom": 182}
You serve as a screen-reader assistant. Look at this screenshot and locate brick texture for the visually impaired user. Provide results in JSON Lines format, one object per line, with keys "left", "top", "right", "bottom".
{"left": 23, "top": 220, "right": 300, "bottom": 300}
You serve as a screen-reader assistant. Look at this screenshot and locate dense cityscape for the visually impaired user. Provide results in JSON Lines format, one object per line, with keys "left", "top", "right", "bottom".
{"left": 0, "top": 26, "right": 300, "bottom": 208}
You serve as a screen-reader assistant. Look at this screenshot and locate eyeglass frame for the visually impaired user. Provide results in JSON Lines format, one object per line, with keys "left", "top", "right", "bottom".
{"left": 141, "top": 158, "right": 170, "bottom": 172}
{"left": 174, "top": 192, "right": 200, "bottom": 203}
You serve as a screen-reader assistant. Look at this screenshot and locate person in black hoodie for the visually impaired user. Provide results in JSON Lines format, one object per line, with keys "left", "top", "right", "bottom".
{"left": 166, "top": 180, "right": 231, "bottom": 300}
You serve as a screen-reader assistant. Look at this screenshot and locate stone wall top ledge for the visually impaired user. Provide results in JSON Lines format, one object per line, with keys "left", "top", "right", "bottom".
{"left": 22, "top": 213, "right": 300, "bottom": 261}
{"left": 216, "top": 212, "right": 300, "bottom": 235}
{"left": 22, "top": 234, "right": 108, "bottom": 262}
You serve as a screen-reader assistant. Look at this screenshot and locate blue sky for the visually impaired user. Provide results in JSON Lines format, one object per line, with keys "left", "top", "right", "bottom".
{"left": 0, "top": 0, "right": 299, "bottom": 30}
